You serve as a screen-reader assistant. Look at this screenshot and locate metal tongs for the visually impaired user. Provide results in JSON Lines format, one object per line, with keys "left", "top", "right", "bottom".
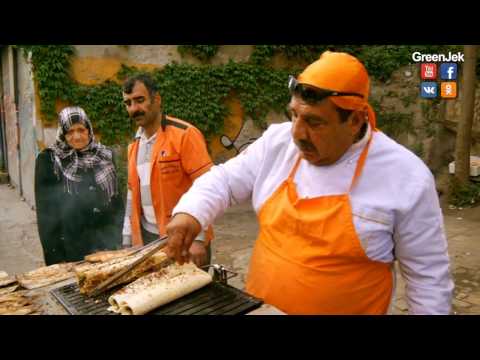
{"left": 88, "top": 235, "right": 171, "bottom": 298}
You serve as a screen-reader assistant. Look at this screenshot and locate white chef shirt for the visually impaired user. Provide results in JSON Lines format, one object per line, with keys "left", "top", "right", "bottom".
{"left": 173, "top": 121, "right": 454, "bottom": 314}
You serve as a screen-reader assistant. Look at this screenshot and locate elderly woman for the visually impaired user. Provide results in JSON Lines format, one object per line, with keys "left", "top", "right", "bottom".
{"left": 34, "top": 107, "right": 124, "bottom": 265}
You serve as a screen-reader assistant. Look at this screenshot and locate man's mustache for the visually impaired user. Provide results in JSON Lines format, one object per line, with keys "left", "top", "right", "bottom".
{"left": 132, "top": 111, "right": 145, "bottom": 119}
{"left": 296, "top": 140, "right": 315, "bottom": 152}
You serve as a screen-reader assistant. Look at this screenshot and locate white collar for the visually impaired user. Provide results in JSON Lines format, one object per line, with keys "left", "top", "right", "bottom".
{"left": 330, "top": 122, "right": 372, "bottom": 166}
{"left": 136, "top": 127, "right": 158, "bottom": 144}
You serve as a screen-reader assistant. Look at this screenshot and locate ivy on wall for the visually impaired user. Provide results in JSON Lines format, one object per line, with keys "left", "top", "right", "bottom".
{"left": 249, "top": 45, "right": 462, "bottom": 81}
{"left": 18, "top": 45, "right": 134, "bottom": 145}
{"left": 18, "top": 44, "right": 469, "bottom": 202}
{"left": 20, "top": 45, "right": 292, "bottom": 144}
{"left": 370, "top": 97, "right": 416, "bottom": 139}
{"left": 250, "top": 45, "right": 363, "bottom": 66}
{"left": 19, "top": 44, "right": 465, "bottom": 148}
{"left": 117, "top": 61, "right": 291, "bottom": 136}
{"left": 177, "top": 45, "right": 220, "bottom": 61}
{"left": 19, "top": 45, "right": 75, "bottom": 121}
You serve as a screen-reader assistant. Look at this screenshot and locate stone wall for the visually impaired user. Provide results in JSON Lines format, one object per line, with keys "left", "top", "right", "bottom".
{"left": 39, "top": 45, "right": 261, "bottom": 163}
{"left": 6, "top": 45, "right": 479, "bottom": 208}
{"left": 39, "top": 46, "right": 476, "bottom": 172}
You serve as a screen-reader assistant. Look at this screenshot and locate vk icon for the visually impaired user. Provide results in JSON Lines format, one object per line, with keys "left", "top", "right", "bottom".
{"left": 421, "top": 82, "right": 438, "bottom": 98}
{"left": 440, "top": 63, "right": 458, "bottom": 80}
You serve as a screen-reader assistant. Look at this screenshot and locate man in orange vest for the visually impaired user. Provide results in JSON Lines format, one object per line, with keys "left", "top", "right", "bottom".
{"left": 164, "top": 51, "right": 453, "bottom": 314}
{"left": 121, "top": 74, "right": 214, "bottom": 266}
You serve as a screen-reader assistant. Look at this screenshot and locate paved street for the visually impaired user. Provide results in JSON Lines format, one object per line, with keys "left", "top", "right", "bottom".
{"left": 1, "top": 183, "right": 479, "bottom": 314}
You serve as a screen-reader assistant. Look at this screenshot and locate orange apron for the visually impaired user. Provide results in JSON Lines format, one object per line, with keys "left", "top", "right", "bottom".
{"left": 245, "top": 132, "right": 393, "bottom": 314}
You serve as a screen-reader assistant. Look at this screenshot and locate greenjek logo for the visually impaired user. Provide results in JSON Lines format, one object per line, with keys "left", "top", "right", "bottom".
{"left": 412, "top": 51, "right": 465, "bottom": 63}
{"left": 412, "top": 51, "right": 464, "bottom": 99}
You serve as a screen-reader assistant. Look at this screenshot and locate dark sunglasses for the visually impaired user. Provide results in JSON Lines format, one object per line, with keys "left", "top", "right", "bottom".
{"left": 288, "top": 75, "right": 364, "bottom": 104}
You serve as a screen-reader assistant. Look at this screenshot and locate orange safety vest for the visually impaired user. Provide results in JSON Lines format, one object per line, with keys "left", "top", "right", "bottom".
{"left": 128, "top": 115, "right": 214, "bottom": 246}
{"left": 245, "top": 131, "right": 393, "bottom": 314}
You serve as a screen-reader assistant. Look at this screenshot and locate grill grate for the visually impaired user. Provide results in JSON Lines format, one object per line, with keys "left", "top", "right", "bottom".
{"left": 50, "top": 281, "right": 263, "bottom": 315}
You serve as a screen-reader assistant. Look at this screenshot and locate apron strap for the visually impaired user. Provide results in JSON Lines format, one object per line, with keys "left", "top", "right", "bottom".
{"left": 349, "top": 129, "right": 374, "bottom": 192}
{"left": 288, "top": 128, "right": 374, "bottom": 191}
{"left": 287, "top": 155, "right": 303, "bottom": 181}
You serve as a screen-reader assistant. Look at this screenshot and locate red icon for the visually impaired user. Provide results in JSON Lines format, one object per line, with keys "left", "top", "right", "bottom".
{"left": 421, "top": 63, "right": 437, "bottom": 80}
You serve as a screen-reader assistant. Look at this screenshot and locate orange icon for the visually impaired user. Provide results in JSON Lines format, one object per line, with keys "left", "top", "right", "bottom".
{"left": 441, "top": 82, "right": 457, "bottom": 98}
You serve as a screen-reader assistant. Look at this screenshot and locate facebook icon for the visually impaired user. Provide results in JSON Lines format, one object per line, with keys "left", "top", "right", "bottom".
{"left": 420, "top": 82, "right": 438, "bottom": 98}
{"left": 440, "top": 63, "right": 458, "bottom": 80}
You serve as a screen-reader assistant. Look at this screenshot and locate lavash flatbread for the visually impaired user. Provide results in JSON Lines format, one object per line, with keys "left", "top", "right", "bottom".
{"left": 0, "top": 271, "right": 17, "bottom": 288}
{"left": 1, "top": 306, "right": 40, "bottom": 315}
{"left": 16, "top": 263, "right": 76, "bottom": 289}
{"left": 0, "top": 292, "right": 40, "bottom": 315}
{"left": 0, "top": 301, "right": 39, "bottom": 315}
{"left": 75, "top": 250, "right": 168, "bottom": 295}
{"left": 0, "top": 277, "right": 17, "bottom": 288}
{"left": 84, "top": 248, "right": 136, "bottom": 263}
{"left": 0, "top": 284, "right": 19, "bottom": 295}
{"left": 108, "top": 262, "right": 212, "bottom": 315}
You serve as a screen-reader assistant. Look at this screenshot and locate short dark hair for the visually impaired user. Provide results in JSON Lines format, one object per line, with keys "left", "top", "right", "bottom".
{"left": 122, "top": 74, "right": 158, "bottom": 99}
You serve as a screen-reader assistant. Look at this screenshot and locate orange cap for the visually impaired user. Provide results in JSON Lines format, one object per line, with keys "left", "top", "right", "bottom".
{"left": 297, "top": 51, "right": 376, "bottom": 129}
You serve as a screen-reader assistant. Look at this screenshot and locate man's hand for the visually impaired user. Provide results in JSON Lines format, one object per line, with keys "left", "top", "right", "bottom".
{"left": 165, "top": 213, "right": 202, "bottom": 264}
{"left": 189, "top": 240, "right": 208, "bottom": 267}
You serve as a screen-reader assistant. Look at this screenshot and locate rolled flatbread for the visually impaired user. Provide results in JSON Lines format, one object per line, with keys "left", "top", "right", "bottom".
{"left": 108, "top": 262, "right": 212, "bottom": 315}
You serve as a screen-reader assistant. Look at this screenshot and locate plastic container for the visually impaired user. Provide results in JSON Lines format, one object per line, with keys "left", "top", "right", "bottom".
{"left": 449, "top": 156, "right": 480, "bottom": 177}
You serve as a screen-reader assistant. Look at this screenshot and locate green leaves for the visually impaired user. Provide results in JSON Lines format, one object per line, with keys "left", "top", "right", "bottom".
{"left": 18, "top": 45, "right": 76, "bottom": 121}
{"left": 250, "top": 45, "right": 462, "bottom": 82}
{"left": 17, "top": 46, "right": 134, "bottom": 145}
{"left": 73, "top": 81, "right": 133, "bottom": 145}
{"left": 449, "top": 177, "right": 480, "bottom": 207}
{"left": 21, "top": 44, "right": 291, "bottom": 145}
{"left": 370, "top": 98, "right": 415, "bottom": 139}
{"left": 177, "top": 45, "right": 220, "bottom": 61}
{"left": 143, "top": 60, "right": 290, "bottom": 134}
{"left": 20, "top": 44, "right": 466, "bottom": 150}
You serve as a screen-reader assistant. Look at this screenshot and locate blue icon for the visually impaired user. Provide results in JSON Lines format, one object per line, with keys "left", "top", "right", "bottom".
{"left": 420, "top": 82, "right": 438, "bottom": 98}
{"left": 440, "top": 63, "right": 458, "bottom": 80}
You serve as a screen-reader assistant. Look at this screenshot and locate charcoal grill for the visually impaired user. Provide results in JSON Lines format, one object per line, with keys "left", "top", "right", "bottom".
{"left": 50, "top": 264, "right": 263, "bottom": 315}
